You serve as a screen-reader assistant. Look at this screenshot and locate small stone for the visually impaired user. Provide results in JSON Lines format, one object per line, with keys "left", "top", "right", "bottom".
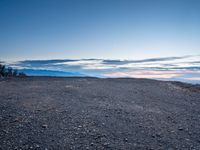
{"left": 103, "top": 142, "right": 109, "bottom": 147}
{"left": 14, "top": 118, "right": 20, "bottom": 122}
{"left": 124, "top": 138, "right": 128, "bottom": 142}
{"left": 93, "top": 129, "right": 96, "bottom": 132}
{"left": 36, "top": 144, "right": 40, "bottom": 148}
{"left": 156, "top": 133, "right": 162, "bottom": 138}
{"left": 42, "top": 124, "right": 48, "bottom": 128}
{"left": 185, "top": 138, "right": 190, "bottom": 141}
{"left": 178, "top": 127, "right": 184, "bottom": 131}
{"left": 2, "top": 129, "right": 8, "bottom": 134}
{"left": 90, "top": 142, "right": 94, "bottom": 146}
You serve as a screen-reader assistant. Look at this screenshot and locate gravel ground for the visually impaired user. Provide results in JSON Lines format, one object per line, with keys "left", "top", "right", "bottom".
{"left": 0, "top": 77, "right": 200, "bottom": 150}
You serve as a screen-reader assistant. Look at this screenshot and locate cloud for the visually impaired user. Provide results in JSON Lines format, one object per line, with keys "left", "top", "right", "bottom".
{"left": 103, "top": 70, "right": 182, "bottom": 79}
{"left": 103, "top": 70, "right": 200, "bottom": 80}
{"left": 12, "top": 55, "right": 200, "bottom": 71}
{"left": 102, "top": 55, "right": 191, "bottom": 65}
{"left": 5, "top": 55, "right": 200, "bottom": 83}
{"left": 184, "top": 77, "right": 200, "bottom": 81}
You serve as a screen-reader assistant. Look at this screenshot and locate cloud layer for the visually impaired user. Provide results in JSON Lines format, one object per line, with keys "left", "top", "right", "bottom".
{"left": 6, "top": 55, "right": 200, "bottom": 83}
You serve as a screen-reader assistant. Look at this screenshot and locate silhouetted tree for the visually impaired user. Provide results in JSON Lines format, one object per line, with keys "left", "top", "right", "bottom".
{"left": 0, "top": 63, "right": 26, "bottom": 78}
{"left": 0, "top": 64, "right": 6, "bottom": 77}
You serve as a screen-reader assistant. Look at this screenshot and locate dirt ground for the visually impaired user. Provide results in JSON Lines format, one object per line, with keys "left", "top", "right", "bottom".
{"left": 0, "top": 77, "right": 200, "bottom": 150}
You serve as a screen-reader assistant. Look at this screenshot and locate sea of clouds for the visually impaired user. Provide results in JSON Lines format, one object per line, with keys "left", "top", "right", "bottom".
{"left": 5, "top": 55, "right": 200, "bottom": 84}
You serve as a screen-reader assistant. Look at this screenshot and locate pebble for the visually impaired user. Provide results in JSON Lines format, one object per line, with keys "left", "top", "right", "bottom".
{"left": 36, "top": 144, "right": 40, "bottom": 148}
{"left": 156, "top": 133, "right": 162, "bottom": 138}
{"left": 90, "top": 142, "right": 94, "bottom": 146}
{"left": 42, "top": 124, "right": 48, "bottom": 128}
{"left": 124, "top": 138, "right": 128, "bottom": 142}
{"left": 103, "top": 142, "right": 110, "bottom": 147}
{"left": 178, "top": 127, "right": 184, "bottom": 131}
{"left": 14, "top": 118, "right": 20, "bottom": 122}
{"left": 2, "top": 129, "right": 8, "bottom": 134}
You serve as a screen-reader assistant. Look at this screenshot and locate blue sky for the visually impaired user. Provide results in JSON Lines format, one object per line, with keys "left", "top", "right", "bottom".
{"left": 0, "top": 0, "right": 200, "bottom": 61}
{"left": 1, "top": 0, "right": 200, "bottom": 83}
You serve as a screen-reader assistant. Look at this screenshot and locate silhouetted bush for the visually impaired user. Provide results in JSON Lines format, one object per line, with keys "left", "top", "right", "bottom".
{"left": 0, "top": 64, "right": 6, "bottom": 77}
{"left": 0, "top": 64, "right": 26, "bottom": 78}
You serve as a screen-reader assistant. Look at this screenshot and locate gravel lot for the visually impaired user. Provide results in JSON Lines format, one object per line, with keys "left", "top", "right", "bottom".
{"left": 0, "top": 77, "right": 200, "bottom": 150}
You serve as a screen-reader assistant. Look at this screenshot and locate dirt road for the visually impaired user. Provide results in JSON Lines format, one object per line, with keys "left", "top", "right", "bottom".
{"left": 0, "top": 77, "right": 200, "bottom": 149}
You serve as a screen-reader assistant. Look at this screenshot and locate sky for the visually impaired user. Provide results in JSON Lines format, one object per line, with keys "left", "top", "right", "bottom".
{"left": 0, "top": 0, "right": 200, "bottom": 61}
{"left": 0, "top": 0, "right": 200, "bottom": 83}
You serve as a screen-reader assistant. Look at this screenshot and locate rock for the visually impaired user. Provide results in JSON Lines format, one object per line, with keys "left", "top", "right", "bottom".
{"left": 2, "top": 129, "right": 8, "bottom": 134}
{"left": 178, "top": 127, "right": 184, "bottom": 131}
{"left": 124, "top": 138, "right": 128, "bottom": 142}
{"left": 36, "top": 144, "right": 40, "bottom": 148}
{"left": 90, "top": 142, "right": 94, "bottom": 146}
{"left": 156, "top": 133, "right": 162, "bottom": 138}
{"left": 103, "top": 142, "right": 110, "bottom": 147}
{"left": 42, "top": 124, "right": 48, "bottom": 128}
{"left": 14, "top": 118, "right": 20, "bottom": 122}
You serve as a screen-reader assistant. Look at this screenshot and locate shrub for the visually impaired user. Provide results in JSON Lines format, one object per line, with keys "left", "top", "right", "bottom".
{"left": 0, "top": 63, "right": 26, "bottom": 78}
{"left": 0, "top": 64, "right": 6, "bottom": 77}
